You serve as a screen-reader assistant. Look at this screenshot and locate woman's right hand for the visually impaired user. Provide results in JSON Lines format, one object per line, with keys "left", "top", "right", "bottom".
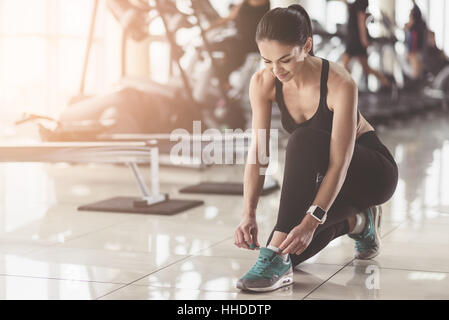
{"left": 234, "top": 215, "right": 260, "bottom": 250}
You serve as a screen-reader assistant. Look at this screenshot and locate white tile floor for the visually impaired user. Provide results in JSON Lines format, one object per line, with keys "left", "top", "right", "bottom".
{"left": 1, "top": 114, "right": 449, "bottom": 299}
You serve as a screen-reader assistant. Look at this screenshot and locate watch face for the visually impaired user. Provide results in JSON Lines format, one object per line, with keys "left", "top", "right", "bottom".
{"left": 313, "top": 206, "right": 326, "bottom": 220}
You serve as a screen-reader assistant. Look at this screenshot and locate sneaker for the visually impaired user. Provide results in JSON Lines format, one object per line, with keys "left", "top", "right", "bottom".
{"left": 236, "top": 247, "right": 293, "bottom": 292}
{"left": 348, "top": 206, "right": 382, "bottom": 260}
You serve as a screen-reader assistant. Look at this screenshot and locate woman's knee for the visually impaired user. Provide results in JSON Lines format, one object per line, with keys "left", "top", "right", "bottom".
{"left": 374, "top": 174, "right": 399, "bottom": 206}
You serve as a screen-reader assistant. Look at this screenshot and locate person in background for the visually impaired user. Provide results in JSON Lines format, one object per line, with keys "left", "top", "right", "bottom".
{"left": 341, "top": 0, "right": 391, "bottom": 89}
{"left": 421, "top": 30, "right": 449, "bottom": 77}
{"left": 404, "top": 2, "right": 428, "bottom": 80}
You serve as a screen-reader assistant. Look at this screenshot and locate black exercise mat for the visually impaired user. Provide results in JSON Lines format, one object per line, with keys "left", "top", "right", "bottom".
{"left": 78, "top": 197, "right": 204, "bottom": 215}
{"left": 179, "top": 180, "right": 279, "bottom": 196}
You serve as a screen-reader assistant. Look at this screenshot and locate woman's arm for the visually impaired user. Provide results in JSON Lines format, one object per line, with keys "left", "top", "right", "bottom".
{"left": 234, "top": 70, "right": 273, "bottom": 249}
{"left": 357, "top": 11, "right": 369, "bottom": 47}
{"left": 205, "top": 1, "right": 244, "bottom": 33}
{"left": 243, "top": 71, "right": 273, "bottom": 216}
{"left": 307, "top": 68, "right": 358, "bottom": 222}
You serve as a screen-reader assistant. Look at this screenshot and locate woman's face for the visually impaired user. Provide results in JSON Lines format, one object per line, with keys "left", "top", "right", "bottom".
{"left": 257, "top": 39, "right": 309, "bottom": 82}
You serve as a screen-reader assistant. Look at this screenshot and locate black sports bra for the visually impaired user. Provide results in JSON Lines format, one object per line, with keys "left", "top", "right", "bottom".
{"left": 275, "top": 58, "right": 359, "bottom": 134}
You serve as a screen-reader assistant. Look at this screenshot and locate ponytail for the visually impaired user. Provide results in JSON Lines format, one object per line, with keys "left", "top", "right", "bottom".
{"left": 256, "top": 4, "right": 314, "bottom": 55}
{"left": 286, "top": 4, "right": 314, "bottom": 55}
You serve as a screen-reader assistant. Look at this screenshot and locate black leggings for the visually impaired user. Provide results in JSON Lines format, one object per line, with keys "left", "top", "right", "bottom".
{"left": 266, "top": 127, "right": 398, "bottom": 267}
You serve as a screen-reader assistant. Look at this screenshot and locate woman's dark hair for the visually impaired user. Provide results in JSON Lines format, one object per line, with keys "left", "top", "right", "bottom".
{"left": 255, "top": 4, "right": 314, "bottom": 55}
{"left": 410, "top": 4, "right": 427, "bottom": 48}
{"left": 411, "top": 4, "right": 423, "bottom": 23}
{"left": 354, "top": 0, "right": 369, "bottom": 11}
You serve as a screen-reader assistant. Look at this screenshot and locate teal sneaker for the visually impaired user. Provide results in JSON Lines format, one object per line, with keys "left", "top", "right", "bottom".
{"left": 236, "top": 247, "right": 293, "bottom": 292}
{"left": 348, "top": 206, "right": 382, "bottom": 260}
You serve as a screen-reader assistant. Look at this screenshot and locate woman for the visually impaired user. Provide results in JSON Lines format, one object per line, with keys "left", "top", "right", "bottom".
{"left": 404, "top": 3, "right": 427, "bottom": 80}
{"left": 234, "top": 5, "right": 398, "bottom": 292}
{"left": 422, "top": 30, "right": 449, "bottom": 77}
{"left": 341, "top": 0, "right": 391, "bottom": 88}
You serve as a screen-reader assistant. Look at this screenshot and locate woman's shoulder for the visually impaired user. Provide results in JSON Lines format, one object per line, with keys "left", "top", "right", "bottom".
{"left": 326, "top": 60, "right": 357, "bottom": 108}
{"left": 327, "top": 60, "right": 357, "bottom": 91}
{"left": 250, "top": 68, "right": 276, "bottom": 101}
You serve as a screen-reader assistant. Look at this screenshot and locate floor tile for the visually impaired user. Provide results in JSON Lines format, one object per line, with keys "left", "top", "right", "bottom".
{"left": 0, "top": 275, "right": 122, "bottom": 300}
{"left": 306, "top": 260, "right": 449, "bottom": 300}
{"left": 0, "top": 241, "right": 50, "bottom": 256}
{"left": 382, "top": 221, "right": 449, "bottom": 245}
{"left": 61, "top": 216, "right": 235, "bottom": 255}
{"left": 100, "top": 284, "right": 295, "bottom": 300}
{"left": 132, "top": 255, "right": 342, "bottom": 299}
{"left": 0, "top": 247, "right": 189, "bottom": 283}
{"left": 1, "top": 116, "right": 449, "bottom": 299}
{"left": 360, "top": 241, "right": 449, "bottom": 273}
{"left": 0, "top": 204, "right": 133, "bottom": 245}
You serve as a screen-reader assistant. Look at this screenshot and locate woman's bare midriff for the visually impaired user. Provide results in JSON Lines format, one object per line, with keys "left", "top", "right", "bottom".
{"left": 356, "top": 113, "right": 375, "bottom": 139}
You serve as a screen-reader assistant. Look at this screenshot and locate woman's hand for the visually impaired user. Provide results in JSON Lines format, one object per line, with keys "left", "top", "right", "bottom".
{"left": 234, "top": 216, "right": 260, "bottom": 250}
{"left": 279, "top": 215, "right": 320, "bottom": 255}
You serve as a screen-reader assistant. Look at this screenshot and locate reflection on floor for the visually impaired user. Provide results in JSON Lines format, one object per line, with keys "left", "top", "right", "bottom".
{"left": 1, "top": 114, "right": 449, "bottom": 300}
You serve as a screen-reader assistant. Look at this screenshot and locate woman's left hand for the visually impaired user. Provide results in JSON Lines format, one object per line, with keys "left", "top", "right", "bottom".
{"left": 279, "top": 217, "right": 319, "bottom": 255}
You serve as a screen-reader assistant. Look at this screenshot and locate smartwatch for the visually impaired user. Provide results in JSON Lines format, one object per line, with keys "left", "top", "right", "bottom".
{"left": 307, "top": 205, "right": 327, "bottom": 224}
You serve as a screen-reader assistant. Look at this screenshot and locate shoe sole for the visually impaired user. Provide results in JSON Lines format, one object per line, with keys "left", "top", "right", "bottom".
{"left": 355, "top": 206, "right": 382, "bottom": 260}
{"left": 238, "top": 269, "right": 293, "bottom": 293}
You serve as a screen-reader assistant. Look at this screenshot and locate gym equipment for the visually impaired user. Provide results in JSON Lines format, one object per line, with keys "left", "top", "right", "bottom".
{"left": 180, "top": 0, "right": 250, "bottom": 131}
{"left": 312, "top": 18, "right": 346, "bottom": 63}
{"left": 332, "top": 5, "right": 445, "bottom": 122}
{"left": 97, "top": 131, "right": 252, "bottom": 169}
{"left": 98, "top": 131, "right": 280, "bottom": 196}
{"left": 20, "top": 0, "right": 252, "bottom": 144}
{"left": 0, "top": 140, "right": 203, "bottom": 215}
{"left": 365, "top": 10, "right": 448, "bottom": 95}
{"left": 378, "top": 11, "right": 445, "bottom": 113}
{"left": 70, "top": 0, "right": 99, "bottom": 105}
